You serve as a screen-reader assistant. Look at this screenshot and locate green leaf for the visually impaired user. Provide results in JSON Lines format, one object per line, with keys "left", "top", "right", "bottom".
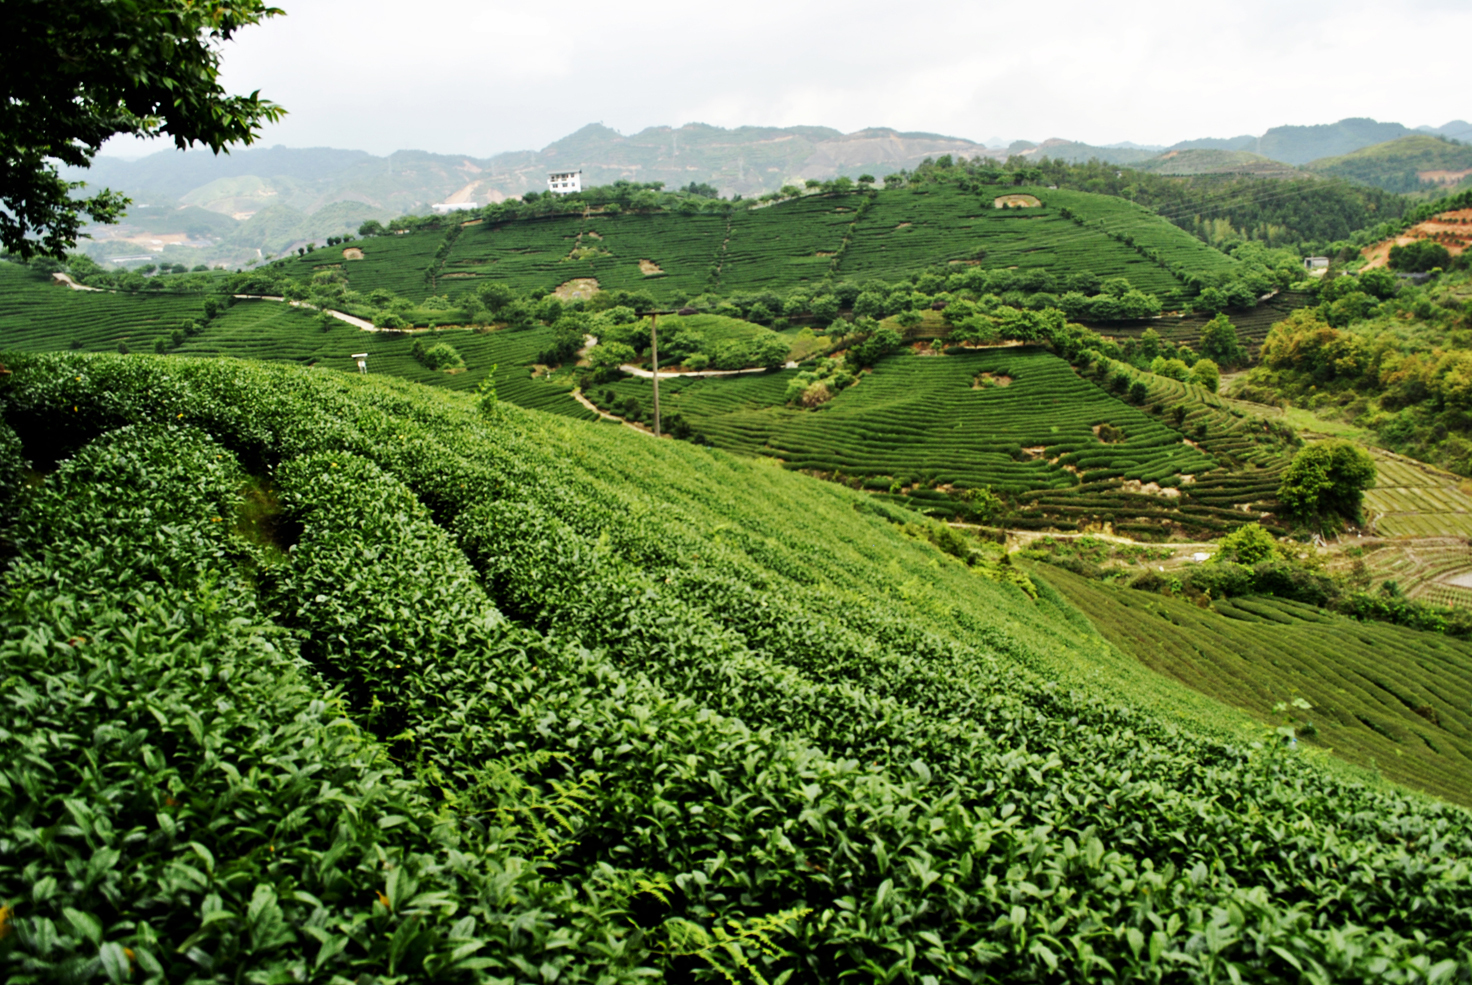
{"left": 63, "top": 907, "right": 102, "bottom": 946}
{"left": 99, "top": 941, "right": 132, "bottom": 983}
{"left": 314, "top": 934, "right": 349, "bottom": 970}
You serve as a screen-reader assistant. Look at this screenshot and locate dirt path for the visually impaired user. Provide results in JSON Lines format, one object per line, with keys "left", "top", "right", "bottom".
{"left": 51, "top": 272, "right": 105, "bottom": 292}
{"left": 572, "top": 388, "right": 653, "bottom": 435}
{"left": 948, "top": 522, "right": 1219, "bottom": 554}
{"left": 232, "top": 294, "right": 378, "bottom": 331}
{"left": 618, "top": 361, "right": 799, "bottom": 379}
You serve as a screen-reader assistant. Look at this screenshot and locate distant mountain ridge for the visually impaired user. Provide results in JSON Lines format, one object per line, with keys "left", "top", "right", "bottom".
{"left": 63, "top": 115, "right": 1470, "bottom": 266}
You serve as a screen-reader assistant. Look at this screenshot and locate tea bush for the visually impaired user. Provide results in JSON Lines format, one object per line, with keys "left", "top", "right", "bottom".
{"left": 2, "top": 353, "right": 1470, "bottom": 983}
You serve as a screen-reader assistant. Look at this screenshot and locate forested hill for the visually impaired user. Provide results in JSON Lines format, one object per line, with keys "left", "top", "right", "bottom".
{"left": 1306, "top": 134, "right": 1472, "bottom": 194}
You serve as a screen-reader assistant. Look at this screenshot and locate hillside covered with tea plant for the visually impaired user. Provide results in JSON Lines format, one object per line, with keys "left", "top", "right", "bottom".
{"left": 281, "top": 177, "right": 1241, "bottom": 307}
{"left": 1, "top": 351, "right": 1470, "bottom": 983}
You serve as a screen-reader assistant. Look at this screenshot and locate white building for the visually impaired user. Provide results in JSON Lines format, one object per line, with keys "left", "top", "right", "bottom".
{"left": 548, "top": 170, "right": 582, "bottom": 195}
{"left": 430, "top": 202, "right": 478, "bottom": 215}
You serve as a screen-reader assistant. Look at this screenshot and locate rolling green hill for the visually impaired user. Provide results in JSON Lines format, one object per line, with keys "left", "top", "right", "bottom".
{"left": 1307, "top": 135, "right": 1472, "bottom": 193}
{"left": 300, "top": 182, "right": 1239, "bottom": 305}
{"left": 2, "top": 350, "right": 1470, "bottom": 983}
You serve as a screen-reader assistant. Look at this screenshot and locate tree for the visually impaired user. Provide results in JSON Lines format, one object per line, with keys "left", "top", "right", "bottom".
{"left": 852, "top": 291, "right": 887, "bottom": 321}
{"left": 1189, "top": 358, "right": 1220, "bottom": 393}
{"left": 749, "top": 335, "right": 792, "bottom": 371}
{"left": 358, "top": 220, "right": 386, "bottom": 238}
{"left": 809, "top": 294, "right": 840, "bottom": 322}
{"left": 1210, "top": 524, "right": 1284, "bottom": 566}
{"left": 1388, "top": 239, "right": 1451, "bottom": 273}
{"left": 477, "top": 282, "right": 516, "bottom": 314}
{"left": 1277, "top": 441, "right": 1377, "bottom": 527}
{"left": 1, "top": 0, "right": 285, "bottom": 259}
{"left": 1198, "top": 314, "right": 1245, "bottom": 366}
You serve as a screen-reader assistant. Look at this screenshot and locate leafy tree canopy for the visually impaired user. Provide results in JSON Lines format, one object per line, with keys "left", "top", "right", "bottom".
{"left": 1277, "top": 440, "right": 1377, "bottom": 527}
{"left": 0, "top": 0, "right": 284, "bottom": 259}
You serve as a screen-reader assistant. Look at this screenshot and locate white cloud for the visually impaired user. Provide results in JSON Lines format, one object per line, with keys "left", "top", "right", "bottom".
{"left": 102, "top": 0, "right": 1471, "bottom": 158}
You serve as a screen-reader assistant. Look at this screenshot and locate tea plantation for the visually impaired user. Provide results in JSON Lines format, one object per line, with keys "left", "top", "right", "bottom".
{"left": 296, "top": 182, "right": 1239, "bottom": 305}
{"left": 1038, "top": 563, "right": 1472, "bottom": 806}
{"left": 0, "top": 267, "right": 598, "bottom": 422}
{"left": 596, "top": 347, "right": 1293, "bottom": 537}
{"left": 2, "top": 352, "right": 1469, "bottom": 983}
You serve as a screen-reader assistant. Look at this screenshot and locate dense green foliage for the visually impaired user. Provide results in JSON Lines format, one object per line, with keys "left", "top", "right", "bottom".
{"left": 1276, "top": 441, "right": 1378, "bottom": 528}
{"left": 2, "top": 352, "right": 1471, "bottom": 983}
{"left": 1237, "top": 268, "right": 1472, "bottom": 474}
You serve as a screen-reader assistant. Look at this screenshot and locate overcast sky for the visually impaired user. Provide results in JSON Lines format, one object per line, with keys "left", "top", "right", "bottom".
{"left": 104, "top": 0, "right": 1472, "bottom": 159}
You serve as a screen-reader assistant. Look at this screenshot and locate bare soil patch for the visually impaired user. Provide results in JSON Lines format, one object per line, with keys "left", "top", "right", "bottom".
{"left": 342, "top": 247, "right": 364, "bottom": 260}
{"left": 1362, "top": 208, "right": 1472, "bottom": 269}
{"left": 1418, "top": 169, "right": 1472, "bottom": 186}
{"left": 554, "top": 278, "right": 600, "bottom": 301}
{"left": 994, "top": 194, "right": 1042, "bottom": 209}
{"left": 1120, "top": 479, "right": 1181, "bottom": 499}
{"left": 639, "top": 259, "right": 664, "bottom": 276}
{"left": 973, "top": 372, "right": 1012, "bottom": 389}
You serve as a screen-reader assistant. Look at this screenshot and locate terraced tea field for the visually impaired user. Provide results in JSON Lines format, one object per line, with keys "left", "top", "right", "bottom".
{"left": 1039, "top": 563, "right": 1472, "bottom": 806}
{"left": 1010, "top": 367, "right": 1296, "bottom": 536}
{"left": 0, "top": 265, "right": 203, "bottom": 350}
{"left": 1365, "top": 453, "right": 1472, "bottom": 537}
{"left": 290, "top": 182, "right": 1240, "bottom": 304}
{"left": 0, "top": 271, "right": 598, "bottom": 422}
{"left": 596, "top": 348, "right": 1295, "bottom": 537}
{"left": 1334, "top": 539, "right": 1472, "bottom": 610}
{"left": 1092, "top": 290, "right": 1315, "bottom": 351}
{"left": 843, "top": 184, "right": 1236, "bottom": 302}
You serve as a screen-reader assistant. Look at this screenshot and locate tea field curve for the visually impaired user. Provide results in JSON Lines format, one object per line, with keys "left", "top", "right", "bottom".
{"left": 3, "top": 351, "right": 1470, "bottom": 982}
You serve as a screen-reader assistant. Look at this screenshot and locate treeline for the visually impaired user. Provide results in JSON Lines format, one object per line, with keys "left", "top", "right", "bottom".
{"left": 360, "top": 175, "right": 882, "bottom": 237}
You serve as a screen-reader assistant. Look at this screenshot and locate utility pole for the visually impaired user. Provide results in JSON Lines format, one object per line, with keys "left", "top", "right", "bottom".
{"left": 650, "top": 312, "right": 660, "bottom": 437}
{"left": 638, "top": 309, "right": 682, "bottom": 437}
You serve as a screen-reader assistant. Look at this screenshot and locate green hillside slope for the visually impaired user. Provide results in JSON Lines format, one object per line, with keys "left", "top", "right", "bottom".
{"left": 2, "top": 352, "right": 1469, "bottom": 982}
{"left": 300, "top": 183, "right": 1239, "bottom": 305}
{"left": 1039, "top": 563, "right": 1472, "bottom": 804}
{"left": 1307, "top": 135, "right": 1472, "bottom": 193}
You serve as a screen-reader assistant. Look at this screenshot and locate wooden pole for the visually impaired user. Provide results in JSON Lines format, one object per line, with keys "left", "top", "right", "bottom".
{"left": 650, "top": 312, "right": 661, "bottom": 437}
